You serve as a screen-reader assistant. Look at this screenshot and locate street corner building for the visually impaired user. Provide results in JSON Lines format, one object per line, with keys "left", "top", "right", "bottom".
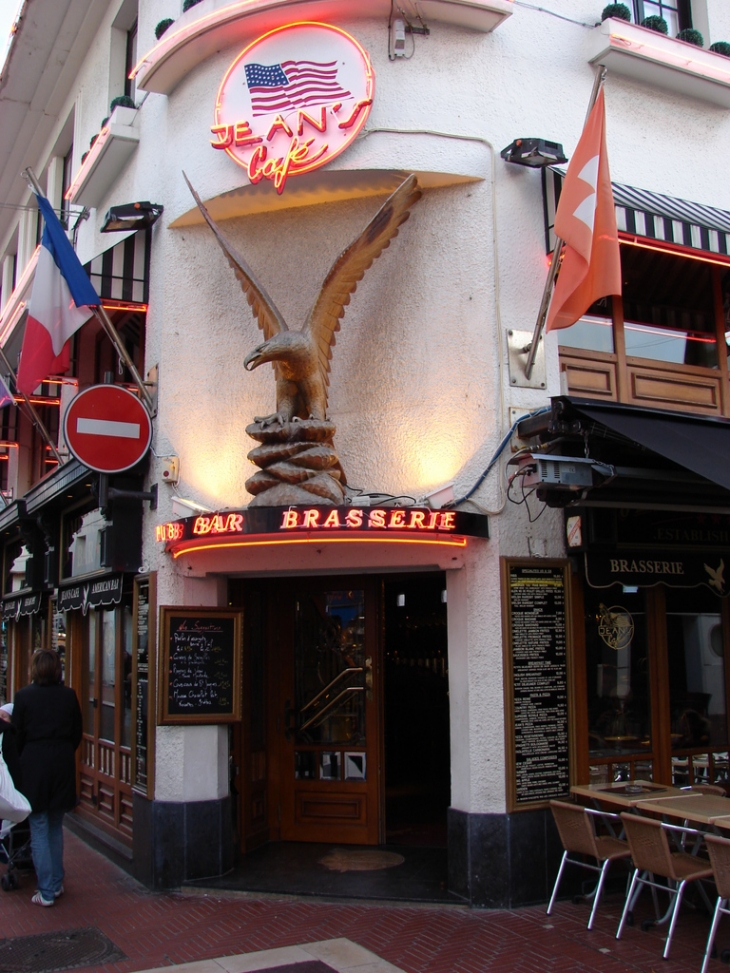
{"left": 1, "top": 0, "right": 730, "bottom": 909}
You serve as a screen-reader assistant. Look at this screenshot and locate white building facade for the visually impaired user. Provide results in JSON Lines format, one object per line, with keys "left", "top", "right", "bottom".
{"left": 2, "top": 0, "right": 730, "bottom": 906}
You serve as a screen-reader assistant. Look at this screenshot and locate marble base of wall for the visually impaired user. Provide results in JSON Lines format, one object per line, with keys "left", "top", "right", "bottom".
{"left": 132, "top": 794, "right": 233, "bottom": 890}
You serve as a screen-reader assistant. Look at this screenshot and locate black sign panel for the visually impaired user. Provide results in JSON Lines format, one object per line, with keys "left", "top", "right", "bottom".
{"left": 57, "top": 574, "right": 123, "bottom": 614}
{"left": 158, "top": 608, "right": 242, "bottom": 724}
{"left": 585, "top": 550, "right": 729, "bottom": 594}
{"left": 504, "top": 561, "right": 571, "bottom": 809}
{"left": 133, "top": 578, "right": 150, "bottom": 793}
{"left": 2, "top": 592, "right": 42, "bottom": 621}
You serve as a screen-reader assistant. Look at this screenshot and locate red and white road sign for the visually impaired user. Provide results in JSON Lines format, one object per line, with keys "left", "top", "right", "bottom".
{"left": 63, "top": 385, "right": 152, "bottom": 474}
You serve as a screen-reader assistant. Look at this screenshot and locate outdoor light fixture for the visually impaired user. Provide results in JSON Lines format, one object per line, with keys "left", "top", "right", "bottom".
{"left": 500, "top": 138, "right": 567, "bottom": 168}
{"left": 101, "top": 201, "right": 163, "bottom": 232}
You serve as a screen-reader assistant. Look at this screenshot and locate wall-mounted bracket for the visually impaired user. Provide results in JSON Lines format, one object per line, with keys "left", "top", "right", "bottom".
{"left": 507, "top": 329, "right": 546, "bottom": 390}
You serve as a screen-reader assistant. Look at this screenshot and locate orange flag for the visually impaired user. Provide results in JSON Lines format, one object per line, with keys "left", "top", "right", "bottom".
{"left": 546, "top": 88, "right": 621, "bottom": 332}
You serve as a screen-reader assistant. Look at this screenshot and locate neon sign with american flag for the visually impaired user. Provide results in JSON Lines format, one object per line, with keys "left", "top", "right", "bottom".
{"left": 211, "top": 23, "right": 374, "bottom": 194}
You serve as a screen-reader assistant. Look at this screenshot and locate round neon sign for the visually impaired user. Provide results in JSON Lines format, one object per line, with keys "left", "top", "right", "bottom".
{"left": 211, "top": 22, "right": 375, "bottom": 195}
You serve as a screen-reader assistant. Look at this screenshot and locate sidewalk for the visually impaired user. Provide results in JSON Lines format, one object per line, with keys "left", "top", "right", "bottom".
{"left": 0, "top": 828, "right": 726, "bottom": 973}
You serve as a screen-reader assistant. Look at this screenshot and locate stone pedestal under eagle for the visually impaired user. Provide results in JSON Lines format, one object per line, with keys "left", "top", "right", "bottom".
{"left": 185, "top": 173, "right": 422, "bottom": 506}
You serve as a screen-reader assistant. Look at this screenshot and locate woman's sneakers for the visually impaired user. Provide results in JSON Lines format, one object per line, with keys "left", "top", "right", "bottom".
{"left": 54, "top": 885, "right": 64, "bottom": 898}
{"left": 31, "top": 891, "right": 54, "bottom": 907}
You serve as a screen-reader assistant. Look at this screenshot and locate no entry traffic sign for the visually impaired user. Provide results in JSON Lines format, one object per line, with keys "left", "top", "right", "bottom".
{"left": 63, "top": 385, "right": 153, "bottom": 474}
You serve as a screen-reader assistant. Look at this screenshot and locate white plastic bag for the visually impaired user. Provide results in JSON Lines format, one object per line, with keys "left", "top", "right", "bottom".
{"left": 0, "top": 746, "right": 30, "bottom": 823}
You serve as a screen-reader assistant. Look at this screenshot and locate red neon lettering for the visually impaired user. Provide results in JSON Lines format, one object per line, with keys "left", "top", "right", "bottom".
{"left": 247, "top": 138, "right": 328, "bottom": 195}
{"left": 234, "top": 121, "right": 262, "bottom": 147}
{"left": 210, "top": 124, "right": 233, "bottom": 149}
{"left": 388, "top": 510, "right": 406, "bottom": 528}
{"left": 368, "top": 509, "right": 386, "bottom": 528}
{"left": 408, "top": 511, "right": 426, "bottom": 529}
{"left": 297, "top": 107, "right": 327, "bottom": 136}
{"left": 323, "top": 509, "right": 342, "bottom": 528}
{"left": 303, "top": 509, "right": 320, "bottom": 528}
{"left": 224, "top": 513, "right": 244, "bottom": 532}
{"left": 266, "top": 115, "right": 294, "bottom": 141}
{"left": 439, "top": 512, "right": 456, "bottom": 530}
{"left": 211, "top": 514, "right": 225, "bottom": 533}
{"left": 428, "top": 512, "right": 440, "bottom": 529}
{"left": 281, "top": 510, "right": 299, "bottom": 529}
{"left": 155, "top": 525, "right": 165, "bottom": 542}
{"left": 193, "top": 516, "right": 211, "bottom": 535}
{"left": 345, "top": 508, "right": 363, "bottom": 528}
{"left": 337, "top": 99, "right": 373, "bottom": 130}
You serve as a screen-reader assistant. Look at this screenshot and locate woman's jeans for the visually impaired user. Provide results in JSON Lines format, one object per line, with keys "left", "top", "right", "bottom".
{"left": 28, "top": 810, "right": 65, "bottom": 900}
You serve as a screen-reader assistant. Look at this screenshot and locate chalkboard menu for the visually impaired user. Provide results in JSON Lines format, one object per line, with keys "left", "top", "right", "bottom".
{"left": 158, "top": 608, "right": 242, "bottom": 725}
{"left": 132, "top": 575, "right": 156, "bottom": 796}
{"left": 502, "top": 559, "right": 572, "bottom": 810}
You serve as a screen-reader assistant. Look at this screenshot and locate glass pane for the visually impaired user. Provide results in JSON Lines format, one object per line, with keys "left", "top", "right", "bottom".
{"left": 294, "top": 589, "right": 366, "bottom": 746}
{"left": 624, "top": 321, "right": 717, "bottom": 367}
{"left": 584, "top": 587, "right": 652, "bottom": 757}
{"left": 667, "top": 587, "right": 726, "bottom": 753}
{"left": 121, "top": 606, "right": 133, "bottom": 750}
{"left": 83, "top": 612, "right": 97, "bottom": 735}
{"left": 100, "top": 610, "right": 116, "bottom": 743}
{"left": 557, "top": 314, "right": 615, "bottom": 354}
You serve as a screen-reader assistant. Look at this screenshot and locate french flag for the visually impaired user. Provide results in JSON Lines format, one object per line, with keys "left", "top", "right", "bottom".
{"left": 16, "top": 194, "right": 100, "bottom": 396}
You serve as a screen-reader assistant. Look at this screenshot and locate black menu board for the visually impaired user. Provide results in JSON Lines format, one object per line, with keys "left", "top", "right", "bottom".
{"left": 503, "top": 560, "right": 572, "bottom": 810}
{"left": 158, "top": 608, "right": 242, "bottom": 724}
{"left": 132, "top": 576, "right": 154, "bottom": 795}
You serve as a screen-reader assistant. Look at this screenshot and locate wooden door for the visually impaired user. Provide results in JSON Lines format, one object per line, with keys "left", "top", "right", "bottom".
{"left": 276, "top": 577, "right": 382, "bottom": 844}
{"left": 76, "top": 604, "right": 134, "bottom": 844}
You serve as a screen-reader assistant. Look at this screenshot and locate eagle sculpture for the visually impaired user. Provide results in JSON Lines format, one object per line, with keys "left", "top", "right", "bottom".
{"left": 184, "top": 173, "right": 422, "bottom": 425}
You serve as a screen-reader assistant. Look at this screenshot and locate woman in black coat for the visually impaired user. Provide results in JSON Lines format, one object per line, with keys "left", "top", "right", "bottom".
{"left": 12, "top": 650, "right": 82, "bottom": 907}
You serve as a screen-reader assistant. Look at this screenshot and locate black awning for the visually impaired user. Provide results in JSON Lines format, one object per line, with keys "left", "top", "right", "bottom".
{"left": 570, "top": 400, "right": 730, "bottom": 493}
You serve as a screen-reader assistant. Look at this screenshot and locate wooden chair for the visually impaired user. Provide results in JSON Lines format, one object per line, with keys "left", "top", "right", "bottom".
{"left": 616, "top": 813, "right": 713, "bottom": 959}
{"left": 684, "top": 784, "right": 727, "bottom": 797}
{"left": 547, "top": 800, "right": 630, "bottom": 930}
{"left": 702, "top": 834, "right": 730, "bottom": 973}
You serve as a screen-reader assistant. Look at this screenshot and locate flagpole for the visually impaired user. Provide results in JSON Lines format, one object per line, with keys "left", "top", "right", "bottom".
{"left": 21, "top": 168, "right": 155, "bottom": 415}
{"left": 523, "top": 66, "right": 607, "bottom": 381}
{"left": 0, "top": 345, "right": 63, "bottom": 465}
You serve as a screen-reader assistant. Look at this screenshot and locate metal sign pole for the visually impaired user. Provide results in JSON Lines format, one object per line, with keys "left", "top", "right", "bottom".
{"left": 524, "top": 67, "right": 608, "bottom": 380}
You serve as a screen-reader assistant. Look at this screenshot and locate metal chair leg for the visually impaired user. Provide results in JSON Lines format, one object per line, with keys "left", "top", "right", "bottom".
{"left": 587, "top": 859, "right": 611, "bottom": 930}
{"left": 662, "top": 880, "right": 686, "bottom": 960}
{"left": 547, "top": 850, "right": 568, "bottom": 916}
{"left": 701, "top": 897, "right": 725, "bottom": 973}
{"left": 617, "top": 868, "right": 640, "bottom": 940}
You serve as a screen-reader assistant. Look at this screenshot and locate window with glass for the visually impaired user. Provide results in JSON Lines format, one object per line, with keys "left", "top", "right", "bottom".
{"left": 559, "top": 244, "right": 722, "bottom": 369}
{"left": 633, "top": 0, "right": 691, "bottom": 34}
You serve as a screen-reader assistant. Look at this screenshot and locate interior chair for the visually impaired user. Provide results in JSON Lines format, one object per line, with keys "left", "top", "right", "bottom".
{"left": 684, "top": 784, "right": 727, "bottom": 796}
{"left": 547, "top": 800, "right": 630, "bottom": 930}
{"left": 702, "top": 834, "right": 730, "bottom": 973}
{"left": 616, "top": 813, "right": 713, "bottom": 959}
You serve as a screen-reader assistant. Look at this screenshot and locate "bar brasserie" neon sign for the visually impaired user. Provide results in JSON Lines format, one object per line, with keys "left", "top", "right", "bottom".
{"left": 211, "top": 22, "right": 374, "bottom": 194}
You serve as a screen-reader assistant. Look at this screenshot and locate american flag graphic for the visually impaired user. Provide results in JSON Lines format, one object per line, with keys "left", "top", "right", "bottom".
{"left": 244, "top": 60, "right": 352, "bottom": 117}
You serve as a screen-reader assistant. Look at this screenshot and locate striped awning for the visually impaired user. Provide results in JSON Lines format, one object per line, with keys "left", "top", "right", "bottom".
{"left": 543, "top": 168, "right": 730, "bottom": 258}
{"left": 83, "top": 229, "right": 149, "bottom": 303}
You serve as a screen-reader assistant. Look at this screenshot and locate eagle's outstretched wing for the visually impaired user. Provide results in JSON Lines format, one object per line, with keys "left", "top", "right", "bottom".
{"left": 183, "top": 172, "right": 288, "bottom": 342}
{"left": 303, "top": 174, "right": 422, "bottom": 398}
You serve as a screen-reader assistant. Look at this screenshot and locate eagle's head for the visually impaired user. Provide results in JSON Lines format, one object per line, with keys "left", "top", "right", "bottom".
{"left": 244, "top": 333, "right": 309, "bottom": 371}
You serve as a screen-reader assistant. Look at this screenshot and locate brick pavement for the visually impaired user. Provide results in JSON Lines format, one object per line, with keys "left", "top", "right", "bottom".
{"left": 1, "top": 829, "right": 729, "bottom": 972}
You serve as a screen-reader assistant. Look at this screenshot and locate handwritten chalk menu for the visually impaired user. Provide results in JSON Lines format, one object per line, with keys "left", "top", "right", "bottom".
{"left": 503, "top": 560, "right": 571, "bottom": 809}
{"left": 158, "top": 608, "right": 242, "bottom": 724}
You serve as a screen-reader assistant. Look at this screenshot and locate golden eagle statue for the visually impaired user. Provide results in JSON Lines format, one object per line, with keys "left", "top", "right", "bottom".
{"left": 184, "top": 173, "right": 421, "bottom": 505}
{"left": 184, "top": 173, "right": 422, "bottom": 425}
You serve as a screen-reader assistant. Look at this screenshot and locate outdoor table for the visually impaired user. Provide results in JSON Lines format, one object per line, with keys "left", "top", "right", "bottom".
{"left": 635, "top": 794, "right": 730, "bottom": 827}
{"left": 571, "top": 781, "right": 687, "bottom": 810}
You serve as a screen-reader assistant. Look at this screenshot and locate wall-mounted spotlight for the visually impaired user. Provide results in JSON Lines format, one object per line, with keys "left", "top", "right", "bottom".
{"left": 101, "top": 201, "right": 163, "bottom": 232}
{"left": 500, "top": 138, "right": 567, "bottom": 168}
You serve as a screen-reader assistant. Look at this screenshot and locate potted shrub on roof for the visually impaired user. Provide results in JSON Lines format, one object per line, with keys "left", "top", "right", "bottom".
{"left": 641, "top": 15, "right": 668, "bottom": 34}
{"left": 710, "top": 41, "right": 730, "bottom": 57}
{"left": 601, "top": 3, "right": 630, "bottom": 20}
{"left": 677, "top": 28, "right": 704, "bottom": 46}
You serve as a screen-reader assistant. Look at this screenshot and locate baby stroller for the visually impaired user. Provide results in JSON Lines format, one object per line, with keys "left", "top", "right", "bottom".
{"left": 0, "top": 817, "right": 32, "bottom": 890}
